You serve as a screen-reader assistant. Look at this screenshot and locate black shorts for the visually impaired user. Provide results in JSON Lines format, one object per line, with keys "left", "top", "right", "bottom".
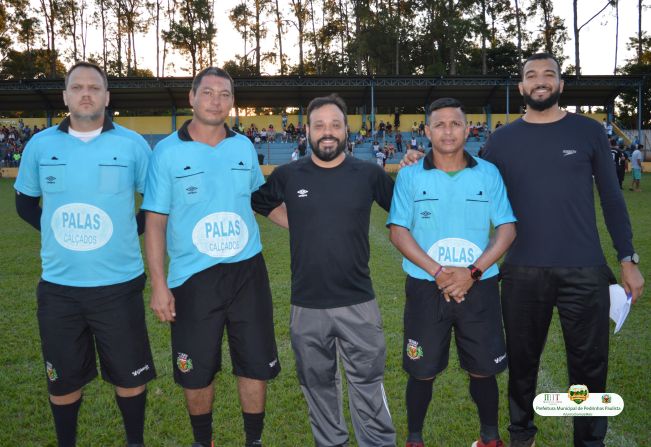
{"left": 37, "top": 274, "right": 156, "bottom": 396}
{"left": 402, "top": 275, "right": 507, "bottom": 378}
{"left": 170, "top": 253, "right": 281, "bottom": 388}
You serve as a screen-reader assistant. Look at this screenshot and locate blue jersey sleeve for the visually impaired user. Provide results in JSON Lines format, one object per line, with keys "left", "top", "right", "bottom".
{"left": 134, "top": 139, "right": 152, "bottom": 195}
{"left": 250, "top": 146, "right": 264, "bottom": 192}
{"left": 142, "top": 146, "right": 172, "bottom": 214}
{"left": 14, "top": 138, "right": 42, "bottom": 197}
{"left": 486, "top": 163, "right": 516, "bottom": 227}
{"left": 386, "top": 166, "right": 414, "bottom": 229}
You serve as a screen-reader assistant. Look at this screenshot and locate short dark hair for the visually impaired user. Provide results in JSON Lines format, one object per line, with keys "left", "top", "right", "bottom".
{"left": 65, "top": 61, "right": 108, "bottom": 89}
{"left": 522, "top": 53, "right": 561, "bottom": 79}
{"left": 427, "top": 97, "right": 465, "bottom": 119}
{"left": 192, "top": 67, "right": 235, "bottom": 95}
{"left": 306, "top": 94, "right": 348, "bottom": 124}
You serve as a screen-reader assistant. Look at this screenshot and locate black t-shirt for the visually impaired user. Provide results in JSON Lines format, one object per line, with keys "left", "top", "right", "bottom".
{"left": 611, "top": 148, "right": 627, "bottom": 169}
{"left": 252, "top": 156, "right": 394, "bottom": 308}
{"left": 483, "top": 113, "right": 633, "bottom": 266}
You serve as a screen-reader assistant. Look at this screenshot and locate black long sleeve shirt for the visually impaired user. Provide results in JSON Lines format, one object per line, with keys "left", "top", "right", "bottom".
{"left": 483, "top": 113, "right": 634, "bottom": 267}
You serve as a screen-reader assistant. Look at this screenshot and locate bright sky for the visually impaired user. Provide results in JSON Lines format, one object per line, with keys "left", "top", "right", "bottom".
{"left": 25, "top": 0, "right": 645, "bottom": 76}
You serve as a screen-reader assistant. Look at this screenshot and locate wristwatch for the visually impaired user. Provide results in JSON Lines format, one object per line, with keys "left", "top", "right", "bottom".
{"left": 467, "top": 264, "right": 483, "bottom": 281}
{"left": 620, "top": 253, "right": 640, "bottom": 264}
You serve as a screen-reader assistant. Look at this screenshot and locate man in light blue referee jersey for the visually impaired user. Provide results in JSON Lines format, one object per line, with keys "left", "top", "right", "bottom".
{"left": 143, "top": 67, "right": 284, "bottom": 447}
{"left": 387, "top": 98, "right": 516, "bottom": 447}
{"left": 14, "top": 62, "right": 156, "bottom": 447}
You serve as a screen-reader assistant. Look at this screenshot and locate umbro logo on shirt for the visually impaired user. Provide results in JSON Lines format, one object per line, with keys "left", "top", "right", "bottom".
{"left": 46, "top": 176, "right": 56, "bottom": 184}
{"left": 238, "top": 161, "right": 244, "bottom": 166}
{"left": 420, "top": 211, "right": 431, "bottom": 218}
{"left": 297, "top": 189, "right": 308, "bottom": 198}
{"left": 51, "top": 156, "right": 58, "bottom": 160}
{"left": 477, "top": 191, "right": 483, "bottom": 196}
{"left": 184, "top": 166, "right": 191, "bottom": 170}
{"left": 186, "top": 186, "right": 198, "bottom": 195}
{"left": 562, "top": 149, "right": 577, "bottom": 157}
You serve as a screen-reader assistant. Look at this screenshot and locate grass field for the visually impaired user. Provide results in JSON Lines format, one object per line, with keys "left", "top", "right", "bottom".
{"left": 0, "top": 174, "right": 649, "bottom": 447}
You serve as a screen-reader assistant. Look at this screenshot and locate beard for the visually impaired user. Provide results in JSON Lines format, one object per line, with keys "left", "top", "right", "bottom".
{"left": 523, "top": 87, "right": 561, "bottom": 111}
{"left": 309, "top": 135, "right": 346, "bottom": 162}
{"left": 71, "top": 108, "right": 104, "bottom": 123}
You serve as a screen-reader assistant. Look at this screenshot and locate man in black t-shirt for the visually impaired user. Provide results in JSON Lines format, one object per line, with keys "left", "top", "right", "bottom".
{"left": 253, "top": 94, "right": 396, "bottom": 447}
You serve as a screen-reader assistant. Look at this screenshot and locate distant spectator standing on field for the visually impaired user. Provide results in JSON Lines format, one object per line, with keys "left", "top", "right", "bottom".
{"left": 630, "top": 144, "right": 644, "bottom": 192}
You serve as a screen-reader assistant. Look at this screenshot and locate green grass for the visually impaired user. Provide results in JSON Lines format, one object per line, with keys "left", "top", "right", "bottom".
{"left": 0, "top": 174, "right": 649, "bottom": 447}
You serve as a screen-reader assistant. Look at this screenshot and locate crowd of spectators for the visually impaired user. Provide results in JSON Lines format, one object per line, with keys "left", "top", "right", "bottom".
{"left": 235, "top": 122, "right": 307, "bottom": 148}
{"left": 1, "top": 121, "right": 46, "bottom": 167}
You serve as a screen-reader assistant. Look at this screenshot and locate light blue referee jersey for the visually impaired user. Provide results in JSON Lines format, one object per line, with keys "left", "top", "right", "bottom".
{"left": 387, "top": 151, "right": 516, "bottom": 281}
{"left": 14, "top": 116, "right": 151, "bottom": 287}
{"left": 142, "top": 121, "right": 264, "bottom": 288}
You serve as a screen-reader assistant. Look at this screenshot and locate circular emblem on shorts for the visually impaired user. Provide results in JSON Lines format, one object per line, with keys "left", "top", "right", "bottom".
{"left": 46, "top": 361, "right": 58, "bottom": 381}
{"left": 192, "top": 212, "right": 249, "bottom": 258}
{"left": 406, "top": 339, "right": 423, "bottom": 360}
{"left": 50, "top": 203, "right": 114, "bottom": 251}
{"left": 427, "top": 237, "right": 482, "bottom": 267}
{"left": 177, "top": 353, "right": 193, "bottom": 373}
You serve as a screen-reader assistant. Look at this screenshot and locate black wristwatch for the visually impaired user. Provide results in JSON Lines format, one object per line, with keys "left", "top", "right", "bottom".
{"left": 467, "top": 264, "right": 483, "bottom": 281}
{"left": 620, "top": 253, "right": 640, "bottom": 264}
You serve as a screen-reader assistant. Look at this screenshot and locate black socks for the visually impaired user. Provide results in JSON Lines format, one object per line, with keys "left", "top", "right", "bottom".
{"left": 50, "top": 398, "right": 82, "bottom": 447}
{"left": 115, "top": 390, "right": 147, "bottom": 445}
{"left": 406, "top": 376, "right": 434, "bottom": 438}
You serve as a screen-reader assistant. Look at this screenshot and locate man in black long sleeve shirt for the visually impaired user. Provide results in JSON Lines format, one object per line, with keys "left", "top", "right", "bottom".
{"left": 483, "top": 53, "right": 644, "bottom": 447}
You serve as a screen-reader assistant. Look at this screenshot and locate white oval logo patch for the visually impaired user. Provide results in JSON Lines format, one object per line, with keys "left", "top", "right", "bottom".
{"left": 51, "top": 203, "right": 114, "bottom": 251}
{"left": 427, "top": 237, "right": 482, "bottom": 266}
{"left": 192, "top": 212, "right": 249, "bottom": 258}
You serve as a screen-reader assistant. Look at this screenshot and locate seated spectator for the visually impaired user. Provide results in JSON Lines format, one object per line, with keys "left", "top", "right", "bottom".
{"left": 372, "top": 140, "right": 380, "bottom": 153}
{"left": 386, "top": 143, "right": 395, "bottom": 159}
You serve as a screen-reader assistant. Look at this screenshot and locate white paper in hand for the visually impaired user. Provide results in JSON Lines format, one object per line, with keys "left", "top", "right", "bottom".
{"left": 609, "top": 284, "right": 632, "bottom": 334}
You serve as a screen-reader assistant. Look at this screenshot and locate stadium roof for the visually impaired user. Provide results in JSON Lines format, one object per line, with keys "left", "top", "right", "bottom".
{"left": 0, "top": 74, "right": 644, "bottom": 114}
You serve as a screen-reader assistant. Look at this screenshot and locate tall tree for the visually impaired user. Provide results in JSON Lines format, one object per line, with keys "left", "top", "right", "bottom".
{"left": 289, "top": 0, "right": 308, "bottom": 74}
{"left": 274, "top": 0, "right": 286, "bottom": 75}
{"left": 573, "top": 0, "right": 614, "bottom": 76}
{"left": 614, "top": 0, "right": 618, "bottom": 74}
{"left": 251, "top": 0, "right": 271, "bottom": 75}
{"left": 230, "top": 2, "right": 252, "bottom": 69}
{"left": 638, "top": 0, "right": 644, "bottom": 63}
{"left": 163, "top": 0, "right": 217, "bottom": 76}
{"left": 38, "top": 0, "right": 61, "bottom": 77}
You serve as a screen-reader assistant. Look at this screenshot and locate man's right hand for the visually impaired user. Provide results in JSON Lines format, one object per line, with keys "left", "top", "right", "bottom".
{"left": 400, "top": 149, "right": 425, "bottom": 168}
{"left": 150, "top": 284, "right": 176, "bottom": 322}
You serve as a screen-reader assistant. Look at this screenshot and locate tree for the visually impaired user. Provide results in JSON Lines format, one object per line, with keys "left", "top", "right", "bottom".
{"left": 616, "top": 34, "right": 651, "bottom": 128}
{"left": 288, "top": 0, "right": 308, "bottom": 75}
{"left": 163, "top": 0, "right": 217, "bottom": 76}
{"left": 527, "top": 0, "right": 568, "bottom": 61}
{"left": 273, "top": 0, "right": 286, "bottom": 75}
{"left": 38, "top": 0, "right": 62, "bottom": 77}
{"left": 0, "top": 48, "right": 65, "bottom": 79}
{"left": 572, "top": 0, "right": 614, "bottom": 76}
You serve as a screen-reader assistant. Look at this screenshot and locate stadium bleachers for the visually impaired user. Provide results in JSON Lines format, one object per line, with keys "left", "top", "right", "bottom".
{"left": 141, "top": 131, "right": 488, "bottom": 165}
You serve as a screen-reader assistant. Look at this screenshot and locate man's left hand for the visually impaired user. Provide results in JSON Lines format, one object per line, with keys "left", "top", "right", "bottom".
{"left": 621, "top": 262, "right": 644, "bottom": 304}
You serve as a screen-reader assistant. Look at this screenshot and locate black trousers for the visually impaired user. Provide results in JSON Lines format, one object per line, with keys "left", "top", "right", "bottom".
{"left": 500, "top": 264, "right": 613, "bottom": 447}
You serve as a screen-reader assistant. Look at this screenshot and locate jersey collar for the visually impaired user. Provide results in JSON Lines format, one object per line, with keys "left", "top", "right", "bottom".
{"left": 178, "top": 120, "right": 236, "bottom": 142}
{"left": 57, "top": 113, "right": 115, "bottom": 134}
{"left": 423, "top": 149, "right": 477, "bottom": 171}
